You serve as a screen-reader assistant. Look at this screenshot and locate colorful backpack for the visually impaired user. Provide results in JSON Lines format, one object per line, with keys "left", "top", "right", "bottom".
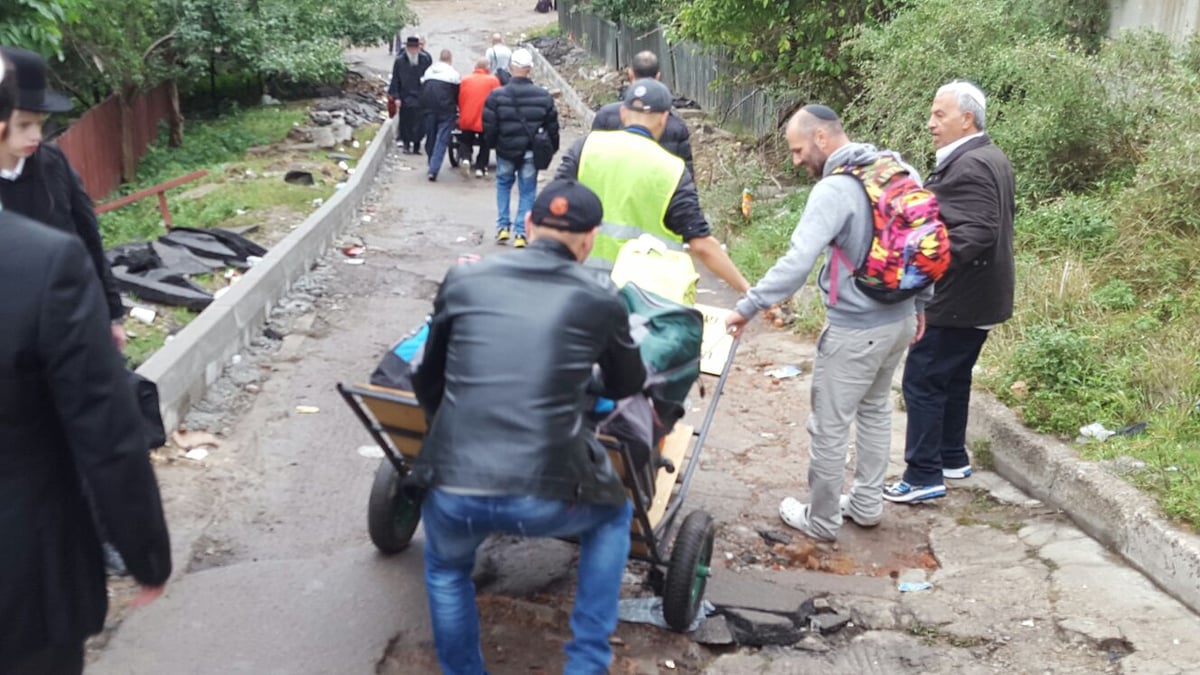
{"left": 829, "top": 154, "right": 950, "bottom": 304}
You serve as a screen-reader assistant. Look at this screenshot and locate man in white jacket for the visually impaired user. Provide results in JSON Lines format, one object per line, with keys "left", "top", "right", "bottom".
{"left": 420, "top": 50, "right": 462, "bottom": 181}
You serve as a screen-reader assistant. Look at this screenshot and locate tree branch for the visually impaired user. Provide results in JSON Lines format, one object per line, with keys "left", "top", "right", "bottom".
{"left": 144, "top": 31, "right": 177, "bottom": 63}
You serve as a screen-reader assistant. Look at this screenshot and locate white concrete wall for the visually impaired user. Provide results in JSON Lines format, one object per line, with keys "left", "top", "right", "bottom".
{"left": 1110, "top": 0, "right": 1200, "bottom": 41}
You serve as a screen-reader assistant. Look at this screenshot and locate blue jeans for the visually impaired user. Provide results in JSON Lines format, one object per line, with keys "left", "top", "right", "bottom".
{"left": 901, "top": 325, "right": 990, "bottom": 486}
{"left": 495, "top": 154, "right": 537, "bottom": 236}
{"left": 422, "top": 489, "right": 633, "bottom": 675}
{"left": 426, "top": 114, "right": 457, "bottom": 176}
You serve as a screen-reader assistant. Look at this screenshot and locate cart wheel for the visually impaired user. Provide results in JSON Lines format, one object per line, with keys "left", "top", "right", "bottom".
{"left": 662, "top": 510, "right": 715, "bottom": 631}
{"left": 367, "top": 458, "right": 421, "bottom": 554}
{"left": 447, "top": 132, "right": 460, "bottom": 168}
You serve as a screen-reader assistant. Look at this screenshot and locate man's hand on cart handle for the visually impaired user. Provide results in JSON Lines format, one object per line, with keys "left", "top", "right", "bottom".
{"left": 725, "top": 310, "right": 750, "bottom": 338}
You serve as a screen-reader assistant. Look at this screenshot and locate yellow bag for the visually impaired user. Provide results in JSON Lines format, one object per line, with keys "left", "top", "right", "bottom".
{"left": 610, "top": 234, "right": 699, "bottom": 306}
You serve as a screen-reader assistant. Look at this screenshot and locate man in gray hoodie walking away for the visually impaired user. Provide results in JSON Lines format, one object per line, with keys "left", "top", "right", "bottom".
{"left": 726, "top": 104, "right": 930, "bottom": 542}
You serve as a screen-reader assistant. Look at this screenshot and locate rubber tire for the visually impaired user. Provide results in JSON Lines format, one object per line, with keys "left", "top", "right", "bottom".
{"left": 447, "top": 130, "right": 461, "bottom": 168}
{"left": 662, "top": 510, "right": 715, "bottom": 632}
{"left": 367, "top": 458, "right": 421, "bottom": 554}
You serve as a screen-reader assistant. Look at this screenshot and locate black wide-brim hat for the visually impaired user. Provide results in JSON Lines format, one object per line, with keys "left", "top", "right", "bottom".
{"left": 0, "top": 46, "right": 73, "bottom": 113}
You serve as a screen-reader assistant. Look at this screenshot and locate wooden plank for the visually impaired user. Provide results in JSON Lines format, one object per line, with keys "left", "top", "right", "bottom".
{"left": 644, "top": 424, "right": 693, "bottom": 531}
{"left": 357, "top": 388, "right": 427, "bottom": 459}
{"left": 695, "top": 303, "right": 735, "bottom": 376}
{"left": 95, "top": 169, "right": 209, "bottom": 214}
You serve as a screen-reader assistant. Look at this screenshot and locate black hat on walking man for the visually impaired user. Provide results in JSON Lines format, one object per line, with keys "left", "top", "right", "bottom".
{"left": 0, "top": 47, "right": 73, "bottom": 113}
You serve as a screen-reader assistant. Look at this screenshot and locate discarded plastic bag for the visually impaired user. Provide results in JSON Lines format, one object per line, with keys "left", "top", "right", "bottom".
{"left": 617, "top": 597, "right": 715, "bottom": 632}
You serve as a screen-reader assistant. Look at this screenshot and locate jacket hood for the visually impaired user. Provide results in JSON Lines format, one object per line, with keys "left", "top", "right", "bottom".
{"left": 422, "top": 62, "right": 461, "bottom": 85}
{"left": 822, "top": 142, "right": 879, "bottom": 176}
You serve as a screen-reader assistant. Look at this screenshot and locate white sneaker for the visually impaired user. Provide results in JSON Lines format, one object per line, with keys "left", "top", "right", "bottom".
{"left": 943, "top": 465, "right": 973, "bottom": 480}
{"left": 474, "top": 169, "right": 483, "bottom": 178}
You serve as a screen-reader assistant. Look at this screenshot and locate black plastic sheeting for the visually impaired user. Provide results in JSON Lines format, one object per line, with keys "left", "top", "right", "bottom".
{"left": 106, "top": 227, "right": 267, "bottom": 310}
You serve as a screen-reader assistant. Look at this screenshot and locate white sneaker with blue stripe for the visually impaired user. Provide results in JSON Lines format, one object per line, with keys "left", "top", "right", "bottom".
{"left": 883, "top": 480, "right": 947, "bottom": 503}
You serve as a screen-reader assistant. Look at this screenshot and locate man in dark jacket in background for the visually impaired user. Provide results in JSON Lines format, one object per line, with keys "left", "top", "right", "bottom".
{"left": 591, "top": 50, "right": 694, "bottom": 177}
{"left": 420, "top": 49, "right": 461, "bottom": 182}
{"left": 410, "top": 180, "right": 645, "bottom": 674}
{"left": 0, "top": 56, "right": 171, "bottom": 674}
{"left": 483, "top": 48, "right": 559, "bottom": 249}
{"left": 388, "top": 36, "right": 433, "bottom": 154}
{"left": 885, "top": 80, "right": 1016, "bottom": 504}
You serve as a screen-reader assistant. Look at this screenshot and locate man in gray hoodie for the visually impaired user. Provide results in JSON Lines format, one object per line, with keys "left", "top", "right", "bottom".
{"left": 726, "top": 104, "right": 929, "bottom": 541}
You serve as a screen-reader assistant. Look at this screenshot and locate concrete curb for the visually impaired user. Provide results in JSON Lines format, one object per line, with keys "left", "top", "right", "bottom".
{"left": 527, "top": 44, "right": 596, "bottom": 129}
{"left": 969, "top": 391, "right": 1200, "bottom": 614}
{"left": 138, "top": 116, "right": 397, "bottom": 433}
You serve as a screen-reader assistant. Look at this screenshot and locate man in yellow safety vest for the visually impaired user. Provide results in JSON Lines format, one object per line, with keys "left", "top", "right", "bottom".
{"left": 555, "top": 78, "right": 750, "bottom": 294}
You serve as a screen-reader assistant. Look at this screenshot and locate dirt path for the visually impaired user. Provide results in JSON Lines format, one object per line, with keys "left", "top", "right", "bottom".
{"left": 89, "top": 3, "right": 1200, "bottom": 673}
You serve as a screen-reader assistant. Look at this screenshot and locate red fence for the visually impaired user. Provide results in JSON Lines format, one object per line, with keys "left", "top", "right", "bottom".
{"left": 57, "top": 83, "right": 174, "bottom": 200}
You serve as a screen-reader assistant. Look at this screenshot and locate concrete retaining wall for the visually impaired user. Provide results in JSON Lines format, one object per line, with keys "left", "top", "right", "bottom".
{"left": 139, "top": 117, "right": 397, "bottom": 433}
{"left": 969, "top": 392, "right": 1200, "bottom": 615}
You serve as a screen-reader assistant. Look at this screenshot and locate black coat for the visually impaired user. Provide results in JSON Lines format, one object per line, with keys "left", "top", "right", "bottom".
{"left": 411, "top": 239, "right": 646, "bottom": 506}
{"left": 419, "top": 77, "right": 460, "bottom": 121}
{"left": 388, "top": 52, "right": 433, "bottom": 105}
{"left": 0, "top": 143, "right": 123, "bottom": 320}
{"left": 482, "top": 77, "right": 560, "bottom": 163}
{"left": 0, "top": 212, "right": 171, "bottom": 664}
{"left": 925, "top": 134, "right": 1017, "bottom": 327}
{"left": 592, "top": 102, "right": 695, "bottom": 177}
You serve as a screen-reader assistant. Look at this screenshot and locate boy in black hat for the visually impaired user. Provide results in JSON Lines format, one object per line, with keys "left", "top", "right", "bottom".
{"left": 388, "top": 36, "right": 433, "bottom": 154}
{"left": 0, "top": 46, "right": 127, "bottom": 352}
{"left": 410, "top": 180, "right": 646, "bottom": 674}
{"left": 0, "top": 53, "right": 172, "bottom": 675}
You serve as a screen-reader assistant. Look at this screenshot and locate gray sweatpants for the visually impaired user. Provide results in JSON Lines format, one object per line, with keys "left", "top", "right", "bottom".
{"left": 805, "top": 316, "right": 916, "bottom": 539}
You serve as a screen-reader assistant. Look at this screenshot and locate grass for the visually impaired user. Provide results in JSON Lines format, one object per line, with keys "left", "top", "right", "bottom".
{"left": 100, "top": 101, "right": 380, "bottom": 368}
{"left": 98, "top": 103, "right": 371, "bottom": 246}
{"left": 124, "top": 307, "right": 199, "bottom": 369}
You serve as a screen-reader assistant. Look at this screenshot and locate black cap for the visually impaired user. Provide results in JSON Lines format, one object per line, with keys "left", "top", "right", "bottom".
{"left": 0, "top": 47, "right": 72, "bottom": 114}
{"left": 622, "top": 78, "right": 673, "bottom": 113}
{"left": 531, "top": 180, "right": 604, "bottom": 232}
{"left": 405, "top": 36, "right": 421, "bottom": 47}
{"left": 801, "top": 103, "right": 840, "bottom": 122}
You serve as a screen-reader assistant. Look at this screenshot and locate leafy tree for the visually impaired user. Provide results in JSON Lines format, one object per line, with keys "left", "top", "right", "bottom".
{"left": 587, "top": 0, "right": 677, "bottom": 28}
{"left": 672, "top": 0, "right": 902, "bottom": 102}
{"left": 0, "top": 0, "right": 91, "bottom": 58}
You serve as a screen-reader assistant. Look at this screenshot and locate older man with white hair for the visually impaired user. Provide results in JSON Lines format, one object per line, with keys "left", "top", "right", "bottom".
{"left": 884, "top": 80, "right": 1016, "bottom": 504}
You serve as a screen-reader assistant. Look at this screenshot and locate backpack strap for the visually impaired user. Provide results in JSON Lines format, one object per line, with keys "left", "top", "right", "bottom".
{"left": 828, "top": 246, "right": 856, "bottom": 306}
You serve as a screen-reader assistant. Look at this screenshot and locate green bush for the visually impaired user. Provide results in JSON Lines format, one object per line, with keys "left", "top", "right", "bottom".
{"left": 1092, "top": 280, "right": 1136, "bottom": 311}
{"left": 1016, "top": 193, "right": 1116, "bottom": 257}
{"left": 1003, "top": 322, "right": 1137, "bottom": 435}
{"left": 848, "top": 0, "right": 1156, "bottom": 201}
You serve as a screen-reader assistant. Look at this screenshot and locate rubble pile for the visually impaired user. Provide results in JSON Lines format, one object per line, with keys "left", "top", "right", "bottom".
{"left": 287, "top": 94, "right": 387, "bottom": 150}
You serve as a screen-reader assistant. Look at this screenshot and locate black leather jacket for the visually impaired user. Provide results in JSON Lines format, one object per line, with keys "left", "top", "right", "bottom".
{"left": 410, "top": 239, "right": 646, "bottom": 505}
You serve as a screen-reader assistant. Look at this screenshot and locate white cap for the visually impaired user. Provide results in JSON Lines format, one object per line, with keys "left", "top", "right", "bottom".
{"left": 510, "top": 48, "right": 534, "bottom": 69}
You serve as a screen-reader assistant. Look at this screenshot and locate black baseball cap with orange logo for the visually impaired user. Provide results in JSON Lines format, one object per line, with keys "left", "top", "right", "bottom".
{"left": 530, "top": 179, "right": 604, "bottom": 232}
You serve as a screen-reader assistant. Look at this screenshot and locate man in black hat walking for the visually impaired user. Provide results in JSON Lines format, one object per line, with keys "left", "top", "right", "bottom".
{"left": 388, "top": 36, "right": 433, "bottom": 154}
{"left": 410, "top": 179, "right": 646, "bottom": 674}
{"left": 0, "top": 52, "right": 172, "bottom": 675}
{"left": 0, "top": 46, "right": 126, "bottom": 352}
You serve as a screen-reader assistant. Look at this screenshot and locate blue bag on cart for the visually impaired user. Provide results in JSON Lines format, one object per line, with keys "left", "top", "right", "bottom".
{"left": 370, "top": 321, "right": 430, "bottom": 392}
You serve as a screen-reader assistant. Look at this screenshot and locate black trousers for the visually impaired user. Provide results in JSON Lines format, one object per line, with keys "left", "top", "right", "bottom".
{"left": 458, "top": 130, "right": 490, "bottom": 170}
{"left": 901, "top": 325, "right": 990, "bottom": 486}
{"left": 5, "top": 644, "right": 84, "bottom": 675}
{"left": 398, "top": 104, "right": 424, "bottom": 150}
